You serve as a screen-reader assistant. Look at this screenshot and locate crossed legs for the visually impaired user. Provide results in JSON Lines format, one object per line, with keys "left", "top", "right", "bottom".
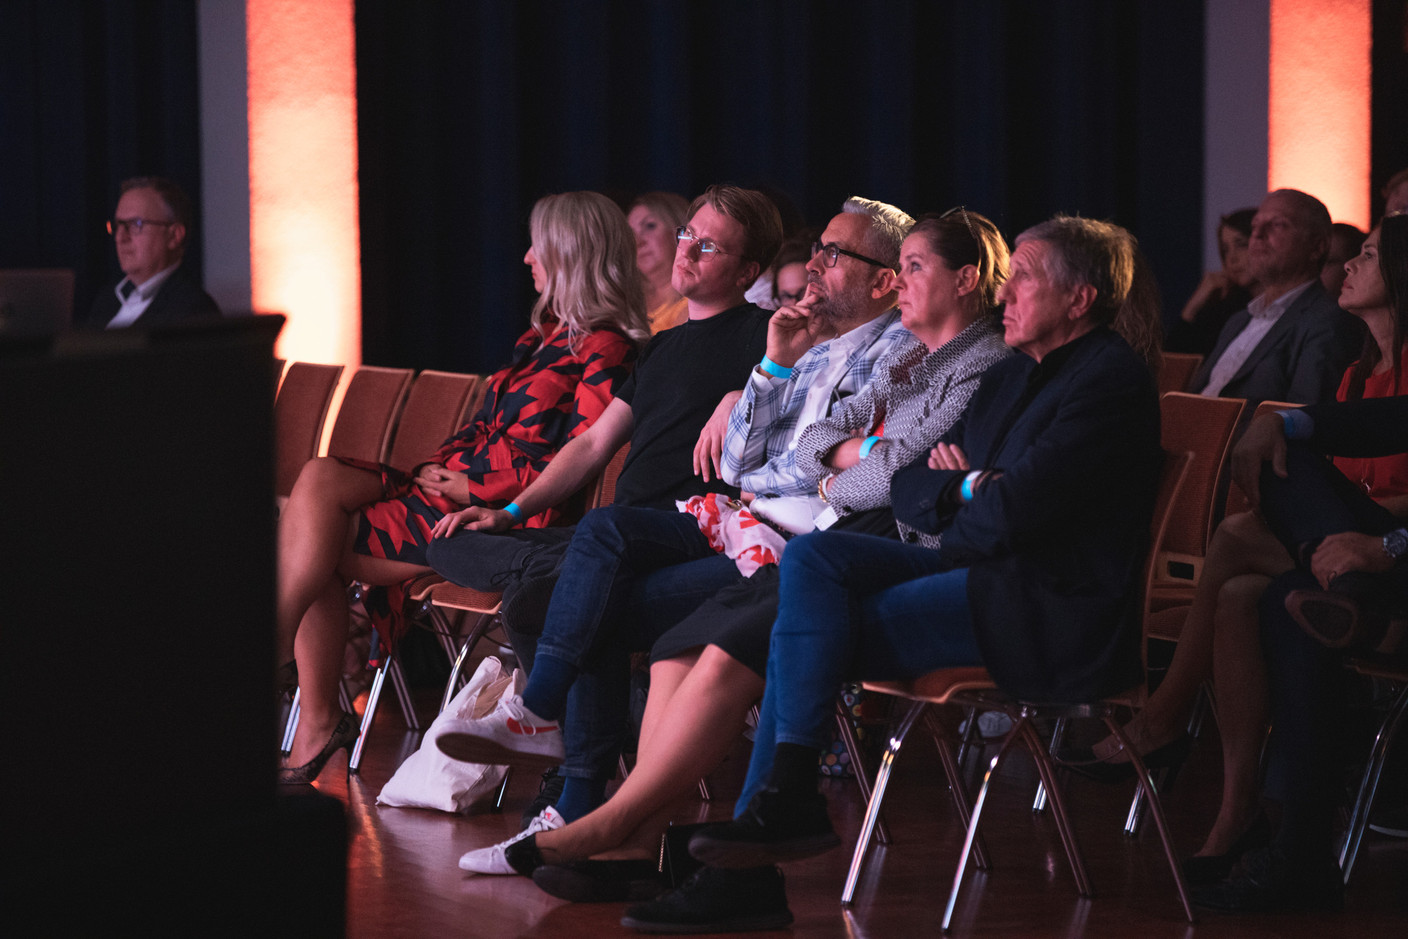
{"left": 278, "top": 457, "right": 429, "bottom": 765}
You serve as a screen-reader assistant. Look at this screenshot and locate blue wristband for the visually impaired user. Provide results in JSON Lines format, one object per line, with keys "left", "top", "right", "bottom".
{"left": 502, "top": 501, "right": 525, "bottom": 523}
{"left": 1278, "top": 408, "right": 1314, "bottom": 440}
{"left": 758, "top": 355, "right": 793, "bottom": 380}
{"left": 960, "top": 471, "right": 982, "bottom": 503}
{"left": 858, "top": 435, "right": 882, "bottom": 459}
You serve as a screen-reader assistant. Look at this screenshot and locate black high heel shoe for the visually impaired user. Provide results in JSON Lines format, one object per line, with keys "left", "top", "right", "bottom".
{"left": 279, "top": 711, "right": 359, "bottom": 785}
{"left": 1181, "top": 811, "right": 1272, "bottom": 886}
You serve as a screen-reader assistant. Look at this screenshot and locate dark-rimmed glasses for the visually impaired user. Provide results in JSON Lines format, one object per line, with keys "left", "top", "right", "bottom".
{"left": 676, "top": 226, "right": 740, "bottom": 259}
{"left": 811, "top": 241, "right": 891, "bottom": 270}
{"left": 107, "top": 217, "right": 175, "bottom": 237}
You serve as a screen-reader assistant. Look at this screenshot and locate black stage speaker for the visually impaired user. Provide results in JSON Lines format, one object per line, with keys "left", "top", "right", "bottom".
{"left": 1, "top": 316, "right": 346, "bottom": 936}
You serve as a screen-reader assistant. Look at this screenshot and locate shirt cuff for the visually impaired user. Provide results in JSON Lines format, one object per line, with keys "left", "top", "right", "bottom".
{"left": 1277, "top": 408, "right": 1314, "bottom": 440}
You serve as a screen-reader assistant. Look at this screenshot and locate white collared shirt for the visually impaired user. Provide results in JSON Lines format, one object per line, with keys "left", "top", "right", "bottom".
{"left": 106, "top": 263, "right": 180, "bottom": 329}
{"left": 1200, "top": 280, "right": 1314, "bottom": 396}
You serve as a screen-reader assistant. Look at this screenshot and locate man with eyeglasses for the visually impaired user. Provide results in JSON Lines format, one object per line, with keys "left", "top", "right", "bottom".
{"left": 1190, "top": 188, "right": 1360, "bottom": 406}
{"left": 86, "top": 176, "right": 220, "bottom": 329}
{"left": 430, "top": 196, "right": 918, "bottom": 882}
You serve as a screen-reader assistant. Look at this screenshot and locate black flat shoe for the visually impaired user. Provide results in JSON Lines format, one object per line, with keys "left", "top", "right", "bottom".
{"left": 621, "top": 865, "right": 792, "bottom": 934}
{"left": 1193, "top": 845, "right": 1343, "bottom": 913}
{"left": 1057, "top": 734, "right": 1192, "bottom": 783}
{"left": 1181, "top": 812, "right": 1272, "bottom": 886}
{"left": 279, "top": 711, "right": 359, "bottom": 784}
{"left": 533, "top": 857, "right": 664, "bottom": 903}
{"left": 687, "top": 788, "right": 840, "bottom": 869}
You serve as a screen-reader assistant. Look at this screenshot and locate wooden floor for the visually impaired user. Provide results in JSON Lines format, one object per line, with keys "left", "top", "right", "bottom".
{"left": 301, "top": 686, "right": 1408, "bottom": 938}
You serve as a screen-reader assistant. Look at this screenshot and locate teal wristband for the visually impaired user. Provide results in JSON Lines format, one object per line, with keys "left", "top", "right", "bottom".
{"left": 960, "top": 471, "right": 981, "bottom": 503}
{"left": 858, "top": 435, "right": 882, "bottom": 459}
{"left": 759, "top": 355, "right": 793, "bottom": 379}
{"left": 502, "top": 501, "right": 525, "bottom": 523}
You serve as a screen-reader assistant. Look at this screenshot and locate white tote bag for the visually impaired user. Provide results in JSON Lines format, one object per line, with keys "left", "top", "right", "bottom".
{"left": 376, "top": 655, "right": 517, "bottom": 814}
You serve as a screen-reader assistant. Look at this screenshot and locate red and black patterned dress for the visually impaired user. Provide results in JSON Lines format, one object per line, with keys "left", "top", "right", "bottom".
{"left": 346, "top": 319, "right": 637, "bottom": 646}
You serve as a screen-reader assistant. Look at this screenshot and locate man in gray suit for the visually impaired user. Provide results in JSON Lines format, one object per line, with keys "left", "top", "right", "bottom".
{"left": 1192, "top": 189, "right": 1361, "bottom": 406}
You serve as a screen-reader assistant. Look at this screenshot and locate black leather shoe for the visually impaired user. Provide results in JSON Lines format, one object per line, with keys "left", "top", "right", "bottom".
{"left": 621, "top": 865, "right": 792, "bottom": 934}
{"left": 533, "top": 857, "right": 664, "bottom": 903}
{"left": 1193, "top": 845, "right": 1344, "bottom": 913}
{"left": 503, "top": 833, "right": 547, "bottom": 877}
{"left": 687, "top": 788, "right": 839, "bottom": 869}
{"left": 278, "top": 711, "right": 359, "bottom": 785}
{"left": 1285, "top": 576, "right": 1394, "bottom": 652}
{"left": 1181, "top": 812, "right": 1272, "bottom": 887}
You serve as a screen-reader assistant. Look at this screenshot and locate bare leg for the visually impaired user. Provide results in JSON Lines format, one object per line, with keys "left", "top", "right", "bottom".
{"left": 1096, "top": 511, "right": 1292, "bottom": 760}
{"left": 1196, "top": 572, "right": 1273, "bottom": 857}
{"left": 280, "top": 457, "right": 434, "bottom": 764}
{"left": 535, "top": 645, "right": 764, "bottom": 863}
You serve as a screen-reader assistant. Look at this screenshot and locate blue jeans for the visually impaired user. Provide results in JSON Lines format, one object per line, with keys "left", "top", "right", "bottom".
{"left": 536, "top": 505, "right": 742, "bottom": 779}
{"left": 737, "top": 530, "right": 983, "bottom": 813}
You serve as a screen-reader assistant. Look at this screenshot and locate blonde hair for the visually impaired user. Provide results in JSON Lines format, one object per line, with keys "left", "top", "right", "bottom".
{"left": 530, "top": 191, "right": 649, "bottom": 347}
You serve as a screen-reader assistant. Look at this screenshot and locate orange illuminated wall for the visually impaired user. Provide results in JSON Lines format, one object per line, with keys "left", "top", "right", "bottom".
{"left": 246, "top": 0, "right": 361, "bottom": 367}
{"left": 1268, "top": 0, "right": 1371, "bottom": 228}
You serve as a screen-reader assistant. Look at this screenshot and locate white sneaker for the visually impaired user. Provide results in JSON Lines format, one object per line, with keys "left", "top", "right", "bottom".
{"left": 458, "top": 806, "right": 565, "bottom": 874}
{"left": 435, "top": 693, "right": 566, "bottom": 767}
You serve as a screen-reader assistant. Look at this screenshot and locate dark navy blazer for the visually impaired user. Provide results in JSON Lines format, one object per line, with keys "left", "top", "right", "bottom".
{"left": 891, "top": 326, "right": 1162, "bottom": 703}
{"left": 85, "top": 263, "right": 221, "bottom": 329}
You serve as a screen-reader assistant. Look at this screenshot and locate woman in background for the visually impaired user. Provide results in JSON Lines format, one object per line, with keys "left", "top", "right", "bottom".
{"left": 1166, "top": 208, "right": 1258, "bottom": 357}
{"left": 628, "top": 191, "right": 691, "bottom": 333}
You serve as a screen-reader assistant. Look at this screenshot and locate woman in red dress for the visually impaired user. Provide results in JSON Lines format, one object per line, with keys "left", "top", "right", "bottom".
{"left": 277, "top": 191, "right": 647, "bottom": 783}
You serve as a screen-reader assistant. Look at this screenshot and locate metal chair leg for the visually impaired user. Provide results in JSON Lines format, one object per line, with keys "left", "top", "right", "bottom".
{"left": 835, "top": 697, "right": 892, "bottom": 846}
{"left": 350, "top": 659, "right": 390, "bottom": 773}
{"left": 942, "top": 719, "right": 1026, "bottom": 932}
{"left": 922, "top": 708, "right": 990, "bottom": 872}
{"left": 842, "top": 701, "right": 924, "bottom": 904}
{"left": 1031, "top": 716, "right": 1067, "bottom": 813}
{"left": 388, "top": 657, "right": 421, "bottom": 731}
{"left": 281, "top": 688, "right": 301, "bottom": 754}
{"left": 1340, "top": 680, "right": 1408, "bottom": 883}
{"left": 1104, "top": 715, "right": 1195, "bottom": 922}
{"left": 1018, "top": 717, "right": 1091, "bottom": 897}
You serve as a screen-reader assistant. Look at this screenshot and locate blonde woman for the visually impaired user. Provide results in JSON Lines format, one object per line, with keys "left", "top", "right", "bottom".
{"left": 276, "top": 191, "right": 646, "bottom": 783}
{"left": 628, "top": 191, "right": 690, "bottom": 333}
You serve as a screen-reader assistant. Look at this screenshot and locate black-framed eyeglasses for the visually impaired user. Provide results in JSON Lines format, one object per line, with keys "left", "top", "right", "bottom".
{"left": 676, "top": 226, "right": 740, "bottom": 259}
{"left": 940, "top": 205, "right": 978, "bottom": 244}
{"left": 811, "top": 241, "right": 891, "bottom": 270}
{"left": 107, "top": 217, "right": 175, "bottom": 237}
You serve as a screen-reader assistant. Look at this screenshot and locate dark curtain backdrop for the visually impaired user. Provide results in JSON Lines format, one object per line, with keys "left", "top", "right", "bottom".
{"left": 356, "top": 0, "right": 1206, "bottom": 373}
{"left": 0, "top": 0, "right": 204, "bottom": 321}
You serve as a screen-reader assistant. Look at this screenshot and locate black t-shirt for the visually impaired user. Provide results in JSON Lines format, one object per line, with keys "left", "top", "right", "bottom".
{"left": 613, "top": 302, "right": 770, "bottom": 509}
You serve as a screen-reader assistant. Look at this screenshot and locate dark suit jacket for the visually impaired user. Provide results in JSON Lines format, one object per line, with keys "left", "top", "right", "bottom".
{"left": 85, "top": 263, "right": 221, "bottom": 329}
{"left": 890, "top": 327, "right": 1162, "bottom": 703}
{"left": 1189, "top": 281, "right": 1361, "bottom": 405}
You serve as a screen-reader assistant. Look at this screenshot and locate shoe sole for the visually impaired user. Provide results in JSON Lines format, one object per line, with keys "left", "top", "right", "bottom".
{"left": 436, "top": 731, "right": 564, "bottom": 768}
{"left": 619, "top": 911, "right": 794, "bottom": 934}
{"left": 533, "top": 863, "right": 664, "bottom": 903}
{"left": 686, "top": 831, "right": 841, "bottom": 869}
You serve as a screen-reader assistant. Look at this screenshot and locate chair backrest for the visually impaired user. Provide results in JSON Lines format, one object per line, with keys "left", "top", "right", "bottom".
{"left": 1141, "top": 450, "right": 1194, "bottom": 664}
{"left": 326, "top": 366, "right": 415, "bottom": 464}
{"left": 588, "top": 442, "right": 631, "bottom": 510}
{"left": 273, "top": 361, "right": 344, "bottom": 497}
{"left": 1157, "top": 351, "right": 1203, "bottom": 395}
{"left": 1157, "top": 392, "right": 1246, "bottom": 561}
{"left": 385, "top": 370, "right": 483, "bottom": 474}
{"left": 1223, "top": 399, "right": 1301, "bottom": 518}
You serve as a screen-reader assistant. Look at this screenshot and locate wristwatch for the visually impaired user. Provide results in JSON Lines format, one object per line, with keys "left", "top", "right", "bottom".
{"left": 1384, "top": 528, "right": 1408, "bottom": 563}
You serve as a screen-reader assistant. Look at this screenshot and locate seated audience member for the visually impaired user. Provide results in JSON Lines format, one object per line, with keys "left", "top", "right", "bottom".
{"left": 1321, "top": 222, "right": 1367, "bottom": 302}
{"left": 485, "top": 209, "right": 1015, "bottom": 900}
{"left": 620, "top": 216, "right": 1162, "bottom": 933}
{"left": 436, "top": 197, "right": 919, "bottom": 865}
{"left": 628, "top": 191, "right": 692, "bottom": 334}
{"left": 1384, "top": 167, "right": 1408, "bottom": 218}
{"left": 86, "top": 176, "right": 220, "bottom": 329}
{"left": 1166, "top": 207, "right": 1258, "bottom": 356}
{"left": 275, "top": 191, "right": 647, "bottom": 783}
{"left": 1080, "top": 213, "right": 1408, "bottom": 885}
{"left": 1190, "top": 189, "right": 1362, "bottom": 405}
{"left": 765, "top": 235, "right": 813, "bottom": 311}
{"left": 1193, "top": 393, "right": 1408, "bottom": 912}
